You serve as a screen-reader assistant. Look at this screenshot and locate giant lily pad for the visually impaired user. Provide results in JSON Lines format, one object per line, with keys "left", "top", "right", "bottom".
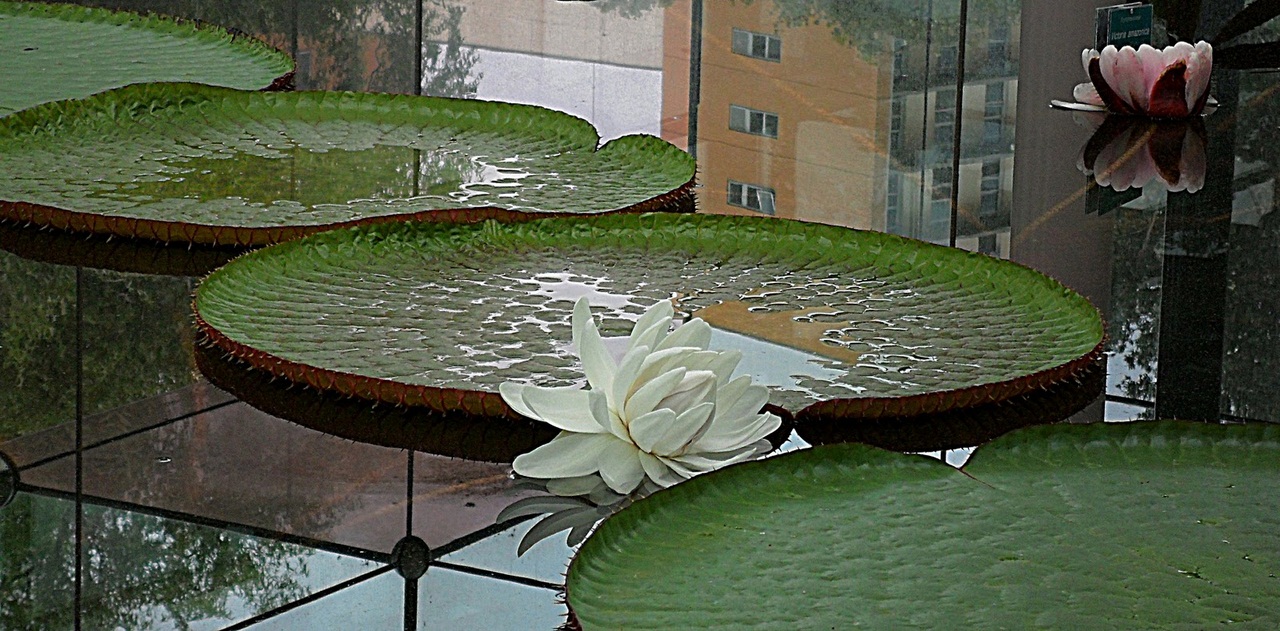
{"left": 566, "top": 421, "right": 1280, "bottom": 629}
{"left": 0, "top": 83, "right": 695, "bottom": 246}
{"left": 193, "top": 213, "right": 1103, "bottom": 421}
{"left": 0, "top": 2, "right": 293, "bottom": 115}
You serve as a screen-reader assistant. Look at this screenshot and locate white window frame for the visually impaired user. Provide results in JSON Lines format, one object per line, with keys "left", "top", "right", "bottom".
{"left": 731, "top": 28, "right": 781, "bottom": 62}
{"left": 727, "top": 180, "right": 776, "bottom": 215}
{"left": 729, "top": 105, "right": 779, "bottom": 139}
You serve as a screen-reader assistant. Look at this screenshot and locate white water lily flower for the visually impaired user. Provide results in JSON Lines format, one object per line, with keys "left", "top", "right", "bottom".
{"left": 500, "top": 297, "right": 781, "bottom": 495}
{"left": 1074, "top": 41, "right": 1212, "bottom": 119}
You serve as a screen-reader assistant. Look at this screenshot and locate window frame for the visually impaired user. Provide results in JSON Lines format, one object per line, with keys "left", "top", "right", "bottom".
{"left": 729, "top": 104, "right": 780, "bottom": 139}
{"left": 727, "top": 180, "right": 777, "bottom": 215}
{"left": 731, "top": 28, "right": 781, "bottom": 62}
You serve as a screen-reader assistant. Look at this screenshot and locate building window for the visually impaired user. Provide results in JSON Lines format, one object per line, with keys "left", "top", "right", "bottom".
{"left": 984, "top": 83, "right": 1004, "bottom": 145}
{"left": 732, "top": 28, "right": 781, "bottom": 61}
{"left": 938, "top": 45, "right": 958, "bottom": 78}
{"left": 893, "top": 39, "right": 908, "bottom": 84}
{"left": 980, "top": 160, "right": 1000, "bottom": 218}
{"left": 930, "top": 166, "right": 953, "bottom": 241}
{"left": 934, "top": 88, "right": 955, "bottom": 145}
{"left": 729, "top": 105, "right": 779, "bottom": 139}
{"left": 979, "top": 233, "right": 998, "bottom": 255}
{"left": 987, "top": 23, "right": 1009, "bottom": 67}
{"left": 886, "top": 172, "right": 902, "bottom": 233}
{"left": 728, "top": 180, "right": 776, "bottom": 215}
{"left": 890, "top": 97, "right": 904, "bottom": 151}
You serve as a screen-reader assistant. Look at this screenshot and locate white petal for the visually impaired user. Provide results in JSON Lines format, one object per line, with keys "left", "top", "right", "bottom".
{"left": 597, "top": 439, "right": 646, "bottom": 494}
{"left": 659, "top": 454, "right": 700, "bottom": 478}
{"left": 518, "top": 507, "right": 599, "bottom": 556}
{"left": 610, "top": 344, "right": 650, "bottom": 414}
{"left": 496, "top": 495, "right": 592, "bottom": 522}
{"left": 571, "top": 297, "right": 615, "bottom": 393}
{"left": 656, "top": 401, "right": 716, "bottom": 454}
{"left": 627, "top": 407, "right": 679, "bottom": 453}
{"left": 628, "top": 318, "right": 669, "bottom": 355}
{"left": 655, "top": 318, "right": 712, "bottom": 351}
{"left": 696, "top": 411, "right": 781, "bottom": 453}
{"left": 570, "top": 296, "right": 593, "bottom": 348}
{"left": 513, "top": 432, "right": 619, "bottom": 479}
{"left": 545, "top": 474, "right": 609, "bottom": 497}
{"left": 632, "top": 346, "right": 703, "bottom": 391}
{"left": 622, "top": 366, "right": 687, "bottom": 421}
{"left": 707, "top": 377, "right": 770, "bottom": 426}
{"left": 628, "top": 300, "right": 674, "bottom": 351}
{"left": 671, "top": 439, "right": 771, "bottom": 473}
{"left": 638, "top": 451, "right": 686, "bottom": 488}
{"left": 514, "top": 384, "right": 609, "bottom": 433}
{"left": 499, "top": 382, "right": 540, "bottom": 420}
{"left": 654, "top": 369, "right": 717, "bottom": 414}
{"left": 706, "top": 349, "right": 743, "bottom": 386}
{"left": 651, "top": 349, "right": 740, "bottom": 382}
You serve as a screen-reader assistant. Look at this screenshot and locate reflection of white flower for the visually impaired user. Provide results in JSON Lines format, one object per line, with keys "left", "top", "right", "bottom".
{"left": 500, "top": 297, "right": 781, "bottom": 495}
{"left": 1074, "top": 42, "right": 1212, "bottom": 119}
{"left": 495, "top": 474, "right": 627, "bottom": 555}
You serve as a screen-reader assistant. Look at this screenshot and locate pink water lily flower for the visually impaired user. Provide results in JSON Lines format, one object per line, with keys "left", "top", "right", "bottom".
{"left": 1074, "top": 41, "right": 1212, "bottom": 119}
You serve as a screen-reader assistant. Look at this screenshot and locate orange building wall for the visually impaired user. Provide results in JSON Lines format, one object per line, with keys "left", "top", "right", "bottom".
{"left": 693, "top": 2, "right": 893, "bottom": 229}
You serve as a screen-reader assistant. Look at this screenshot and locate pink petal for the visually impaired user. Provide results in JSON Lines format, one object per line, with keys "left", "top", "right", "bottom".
{"left": 1184, "top": 41, "right": 1212, "bottom": 115}
{"left": 1089, "top": 50, "right": 1137, "bottom": 114}
{"left": 1082, "top": 48, "right": 1098, "bottom": 75}
{"left": 1073, "top": 82, "right": 1104, "bottom": 106}
{"left": 1136, "top": 44, "right": 1165, "bottom": 106}
{"left": 1112, "top": 46, "right": 1147, "bottom": 111}
{"left": 1177, "top": 121, "right": 1208, "bottom": 192}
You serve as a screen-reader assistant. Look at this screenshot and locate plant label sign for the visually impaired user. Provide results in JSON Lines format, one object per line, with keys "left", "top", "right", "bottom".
{"left": 1095, "top": 3, "right": 1153, "bottom": 49}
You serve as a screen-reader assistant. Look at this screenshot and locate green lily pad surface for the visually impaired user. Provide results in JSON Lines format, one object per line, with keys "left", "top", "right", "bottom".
{"left": 0, "top": 2, "right": 292, "bottom": 115}
{"left": 567, "top": 421, "right": 1280, "bottom": 629}
{"left": 0, "top": 83, "right": 695, "bottom": 245}
{"left": 193, "top": 213, "right": 1103, "bottom": 418}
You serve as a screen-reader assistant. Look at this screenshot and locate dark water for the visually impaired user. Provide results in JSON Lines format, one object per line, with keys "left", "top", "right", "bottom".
{"left": 0, "top": 0, "right": 1276, "bottom": 629}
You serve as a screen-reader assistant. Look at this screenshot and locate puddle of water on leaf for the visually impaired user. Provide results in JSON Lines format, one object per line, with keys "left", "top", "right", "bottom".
{"left": 100, "top": 145, "right": 534, "bottom": 208}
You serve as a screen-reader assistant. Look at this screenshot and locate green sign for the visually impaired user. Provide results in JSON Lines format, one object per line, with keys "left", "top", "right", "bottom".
{"left": 1096, "top": 3, "right": 1153, "bottom": 49}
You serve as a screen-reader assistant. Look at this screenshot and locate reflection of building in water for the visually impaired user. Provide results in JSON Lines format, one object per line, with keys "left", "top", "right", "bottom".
{"left": 439, "top": 0, "right": 690, "bottom": 143}
{"left": 695, "top": 1, "right": 893, "bottom": 229}
{"left": 693, "top": 2, "right": 1020, "bottom": 257}
{"left": 886, "top": 14, "right": 1020, "bottom": 256}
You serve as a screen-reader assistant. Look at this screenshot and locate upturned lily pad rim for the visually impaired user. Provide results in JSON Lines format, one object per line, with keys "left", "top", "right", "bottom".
{"left": 794, "top": 354, "right": 1106, "bottom": 452}
{"left": 563, "top": 420, "right": 1280, "bottom": 629}
{"left": 0, "top": 220, "right": 241, "bottom": 276}
{"left": 0, "top": 83, "right": 696, "bottom": 246}
{"left": 0, "top": 1, "right": 295, "bottom": 110}
{"left": 193, "top": 213, "right": 1104, "bottom": 423}
{"left": 192, "top": 341, "right": 559, "bottom": 462}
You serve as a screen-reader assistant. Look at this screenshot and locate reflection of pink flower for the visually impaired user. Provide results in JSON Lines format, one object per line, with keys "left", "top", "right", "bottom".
{"left": 1074, "top": 42, "right": 1212, "bottom": 119}
{"left": 1077, "top": 116, "right": 1207, "bottom": 193}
